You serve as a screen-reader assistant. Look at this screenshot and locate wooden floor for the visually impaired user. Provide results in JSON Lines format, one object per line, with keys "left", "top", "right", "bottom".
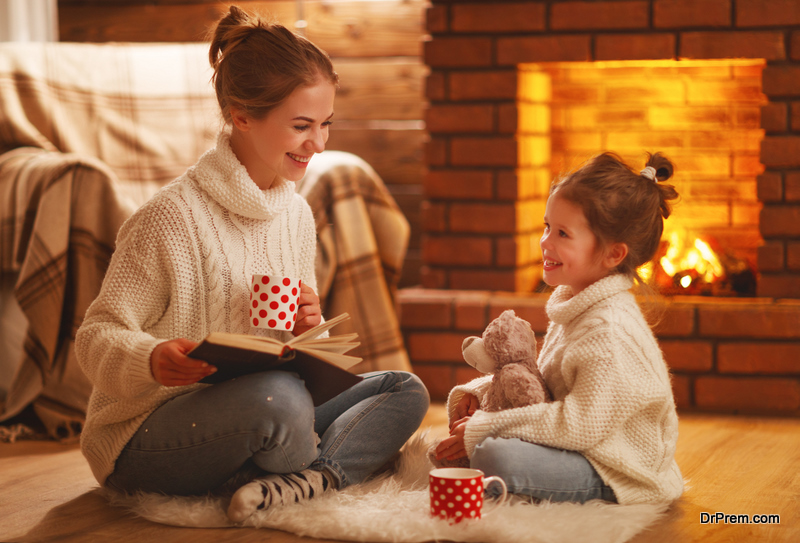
{"left": 1, "top": 406, "right": 798, "bottom": 543}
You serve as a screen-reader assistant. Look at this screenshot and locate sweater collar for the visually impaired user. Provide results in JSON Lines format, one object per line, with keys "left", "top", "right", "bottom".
{"left": 546, "top": 274, "right": 634, "bottom": 326}
{"left": 188, "top": 131, "right": 295, "bottom": 221}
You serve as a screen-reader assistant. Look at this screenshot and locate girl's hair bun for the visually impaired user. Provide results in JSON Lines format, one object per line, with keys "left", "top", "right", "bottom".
{"left": 646, "top": 152, "right": 674, "bottom": 183}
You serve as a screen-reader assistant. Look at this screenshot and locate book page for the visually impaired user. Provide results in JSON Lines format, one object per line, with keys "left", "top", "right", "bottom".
{"left": 295, "top": 333, "right": 359, "bottom": 352}
{"left": 287, "top": 313, "right": 351, "bottom": 346}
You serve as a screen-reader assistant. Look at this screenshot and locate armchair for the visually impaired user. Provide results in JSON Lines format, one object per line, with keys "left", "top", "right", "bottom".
{"left": 0, "top": 42, "right": 411, "bottom": 440}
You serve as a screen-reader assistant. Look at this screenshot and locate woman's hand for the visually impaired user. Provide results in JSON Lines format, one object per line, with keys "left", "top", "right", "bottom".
{"left": 150, "top": 338, "right": 216, "bottom": 387}
{"left": 292, "top": 282, "right": 322, "bottom": 336}
{"left": 452, "top": 393, "right": 480, "bottom": 429}
{"left": 435, "top": 416, "right": 470, "bottom": 461}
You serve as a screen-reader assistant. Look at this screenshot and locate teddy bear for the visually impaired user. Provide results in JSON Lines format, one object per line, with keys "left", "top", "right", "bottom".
{"left": 428, "top": 309, "right": 551, "bottom": 468}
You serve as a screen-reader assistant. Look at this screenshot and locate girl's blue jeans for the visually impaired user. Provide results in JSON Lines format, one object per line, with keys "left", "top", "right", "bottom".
{"left": 106, "top": 370, "right": 430, "bottom": 495}
{"left": 471, "top": 437, "right": 618, "bottom": 503}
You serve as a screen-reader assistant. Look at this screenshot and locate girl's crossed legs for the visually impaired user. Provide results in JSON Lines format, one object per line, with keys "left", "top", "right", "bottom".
{"left": 471, "top": 437, "right": 617, "bottom": 504}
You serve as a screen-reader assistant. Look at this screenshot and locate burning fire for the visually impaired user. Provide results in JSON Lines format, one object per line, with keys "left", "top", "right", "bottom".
{"left": 660, "top": 231, "right": 724, "bottom": 289}
{"left": 640, "top": 229, "right": 746, "bottom": 295}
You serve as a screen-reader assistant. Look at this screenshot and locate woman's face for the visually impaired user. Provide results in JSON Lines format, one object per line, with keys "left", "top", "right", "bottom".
{"left": 231, "top": 78, "right": 336, "bottom": 190}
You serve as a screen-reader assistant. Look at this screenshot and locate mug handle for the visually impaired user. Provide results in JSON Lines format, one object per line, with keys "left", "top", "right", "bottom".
{"left": 481, "top": 476, "right": 508, "bottom": 516}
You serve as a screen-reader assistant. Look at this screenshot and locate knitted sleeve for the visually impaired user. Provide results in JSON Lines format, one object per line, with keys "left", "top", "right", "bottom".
{"left": 462, "top": 328, "right": 650, "bottom": 457}
{"left": 75, "top": 195, "right": 195, "bottom": 400}
{"left": 445, "top": 375, "right": 493, "bottom": 424}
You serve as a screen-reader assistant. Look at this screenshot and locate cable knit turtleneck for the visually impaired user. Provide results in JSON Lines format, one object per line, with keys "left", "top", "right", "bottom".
{"left": 447, "top": 274, "right": 684, "bottom": 505}
{"left": 189, "top": 132, "right": 295, "bottom": 221}
{"left": 75, "top": 131, "right": 319, "bottom": 486}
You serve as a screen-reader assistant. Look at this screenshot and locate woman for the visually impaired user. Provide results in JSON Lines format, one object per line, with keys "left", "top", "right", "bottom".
{"left": 75, "top": 5, "right": 429, "bottom": 522}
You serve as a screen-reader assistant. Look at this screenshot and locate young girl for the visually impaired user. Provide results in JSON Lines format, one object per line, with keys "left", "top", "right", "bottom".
{"left": 75, "top": 5, "right": 428, "bottom": 522}
{"left": 434, "top": 152, "right": 684, "bottom": 505}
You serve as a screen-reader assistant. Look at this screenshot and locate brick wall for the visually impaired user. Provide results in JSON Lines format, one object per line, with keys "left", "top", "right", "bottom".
{"left": 403, "top": 0, "right": 800, "bottom": 415}
{"left": 422, "top": 0, "right": 800, "bottom": 298}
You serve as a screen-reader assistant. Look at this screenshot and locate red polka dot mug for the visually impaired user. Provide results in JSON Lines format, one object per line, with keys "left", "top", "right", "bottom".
{"left": 250, "top": 275, "right": 301, "bottom": 331}
{"left": 429, "top": 468, "right": 508, "bottom": 523}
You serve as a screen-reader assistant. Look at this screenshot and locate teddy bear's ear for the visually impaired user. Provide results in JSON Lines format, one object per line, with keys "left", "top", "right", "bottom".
{"left": 483, "top": 309, "right": 518, "bottom": 338}
{"left": 462, "top": 336, "right": 496, "bottom": 374}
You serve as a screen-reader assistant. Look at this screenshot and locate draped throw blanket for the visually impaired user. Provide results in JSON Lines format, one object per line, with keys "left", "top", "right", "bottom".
{"left": 299, "top": 151, "right": 412, "bottom": 374}
{"left": 0, "top": 148, "right": 133, "bottom": 439}
{"left": 0, "top": 42, "right": 219, "bottom": 189}
{"left": 0, "top": 42, "right": 218, "bottom": 439}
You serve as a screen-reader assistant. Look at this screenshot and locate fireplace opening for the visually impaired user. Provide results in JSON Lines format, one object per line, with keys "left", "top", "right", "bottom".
{"left": 518, "top": 59, "right": 766, "bottom": 297}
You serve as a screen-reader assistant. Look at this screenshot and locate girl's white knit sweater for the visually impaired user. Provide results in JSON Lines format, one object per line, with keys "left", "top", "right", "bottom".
{"left": 448, "top": 274, "right": 684, "bottom": 505}
{"left": 75, "top": 132, "right": 319, "bottom": 486}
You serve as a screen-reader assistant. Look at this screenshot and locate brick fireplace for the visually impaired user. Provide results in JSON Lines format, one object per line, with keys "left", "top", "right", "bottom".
{"left": 398, "top": 0, "right": 800, "bottom": 415}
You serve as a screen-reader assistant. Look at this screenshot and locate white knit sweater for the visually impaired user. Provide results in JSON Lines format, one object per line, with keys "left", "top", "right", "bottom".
{"left": 448, "top": 274, "right": 684, "bottom": 505}
{"left": 75, "top": 132, "right": 319, "bottom": 486}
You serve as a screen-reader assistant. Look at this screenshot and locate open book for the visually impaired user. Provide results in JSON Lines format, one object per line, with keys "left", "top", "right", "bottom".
{"left": 190, "top": 313, "right": 363, "bottom": 405}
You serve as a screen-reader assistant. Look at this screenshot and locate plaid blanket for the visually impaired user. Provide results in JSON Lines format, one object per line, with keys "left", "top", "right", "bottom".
{"left": 0, "top": 42, "right": 216, "bottom": 439}
{"left": 299, "top": 151, "right": 412, "bottom": 374}
{"left": 0, "top": 43, "right": 412, "bottom": 438}
{"left": 0, "top": 42, "right": 219, "bottom": 189}
{"left": 0, "top": 147, "right": 133, "bottom": 440}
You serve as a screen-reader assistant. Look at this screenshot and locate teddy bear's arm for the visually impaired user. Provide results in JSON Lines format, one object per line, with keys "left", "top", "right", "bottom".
{"left": 493, "top": 365, "right": 551, "bottom": 408}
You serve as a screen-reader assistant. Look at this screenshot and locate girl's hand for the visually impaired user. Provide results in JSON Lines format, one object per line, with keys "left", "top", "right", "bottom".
{"left": 293, "top": 282, "right": 322, "bottom": 336}
{"left": 435, "top": 416, "right": 470, "bottom": 461}
{"left": 150, "top": 338, "right": 216, "bottom": 387}
{"left": 452, "top": 393, "right": 480, "bottom": 429}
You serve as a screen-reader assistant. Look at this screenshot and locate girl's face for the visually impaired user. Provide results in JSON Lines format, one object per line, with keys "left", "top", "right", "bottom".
{"left": 230, "top": 78, "right": 336, "bottom": 190}
{"left": 540, "top": 193, "right": 618, "bottom": 295}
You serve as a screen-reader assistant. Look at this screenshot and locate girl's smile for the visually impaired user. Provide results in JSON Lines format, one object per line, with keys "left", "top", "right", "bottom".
{"left": 542, "top": 257, "right": 562, "bottom": 271}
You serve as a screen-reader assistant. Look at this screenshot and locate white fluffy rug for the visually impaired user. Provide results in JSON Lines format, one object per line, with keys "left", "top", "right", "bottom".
{"left": 107, "top": 432, "right": 669, "bottom": 543}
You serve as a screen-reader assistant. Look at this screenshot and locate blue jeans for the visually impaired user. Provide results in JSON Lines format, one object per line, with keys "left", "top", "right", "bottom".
{"left": 106, "top": 370, "right": 429, "bottom": 495}
{"left": 471, "top": 438, "right": 617, "bottom": 503}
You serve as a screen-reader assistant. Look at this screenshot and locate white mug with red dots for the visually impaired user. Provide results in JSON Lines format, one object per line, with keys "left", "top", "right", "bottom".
{"left": 429, "top": 468, "right": 508, "bottom": 523}
{"left": 250, "top": 275, "right": 301, "bottom": 331}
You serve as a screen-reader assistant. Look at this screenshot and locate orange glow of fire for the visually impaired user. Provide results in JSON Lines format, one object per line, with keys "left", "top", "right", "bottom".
{"left": 640, "top": 230, "right": 725, "bottom": 291}
{"left": 662, "top": 231, "right": 724, "bottom": 284}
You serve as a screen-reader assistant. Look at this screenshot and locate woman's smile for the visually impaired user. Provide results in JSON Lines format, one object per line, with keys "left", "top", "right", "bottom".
{"left": 287, "top": 152, "right": 312, "bottom": 164}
